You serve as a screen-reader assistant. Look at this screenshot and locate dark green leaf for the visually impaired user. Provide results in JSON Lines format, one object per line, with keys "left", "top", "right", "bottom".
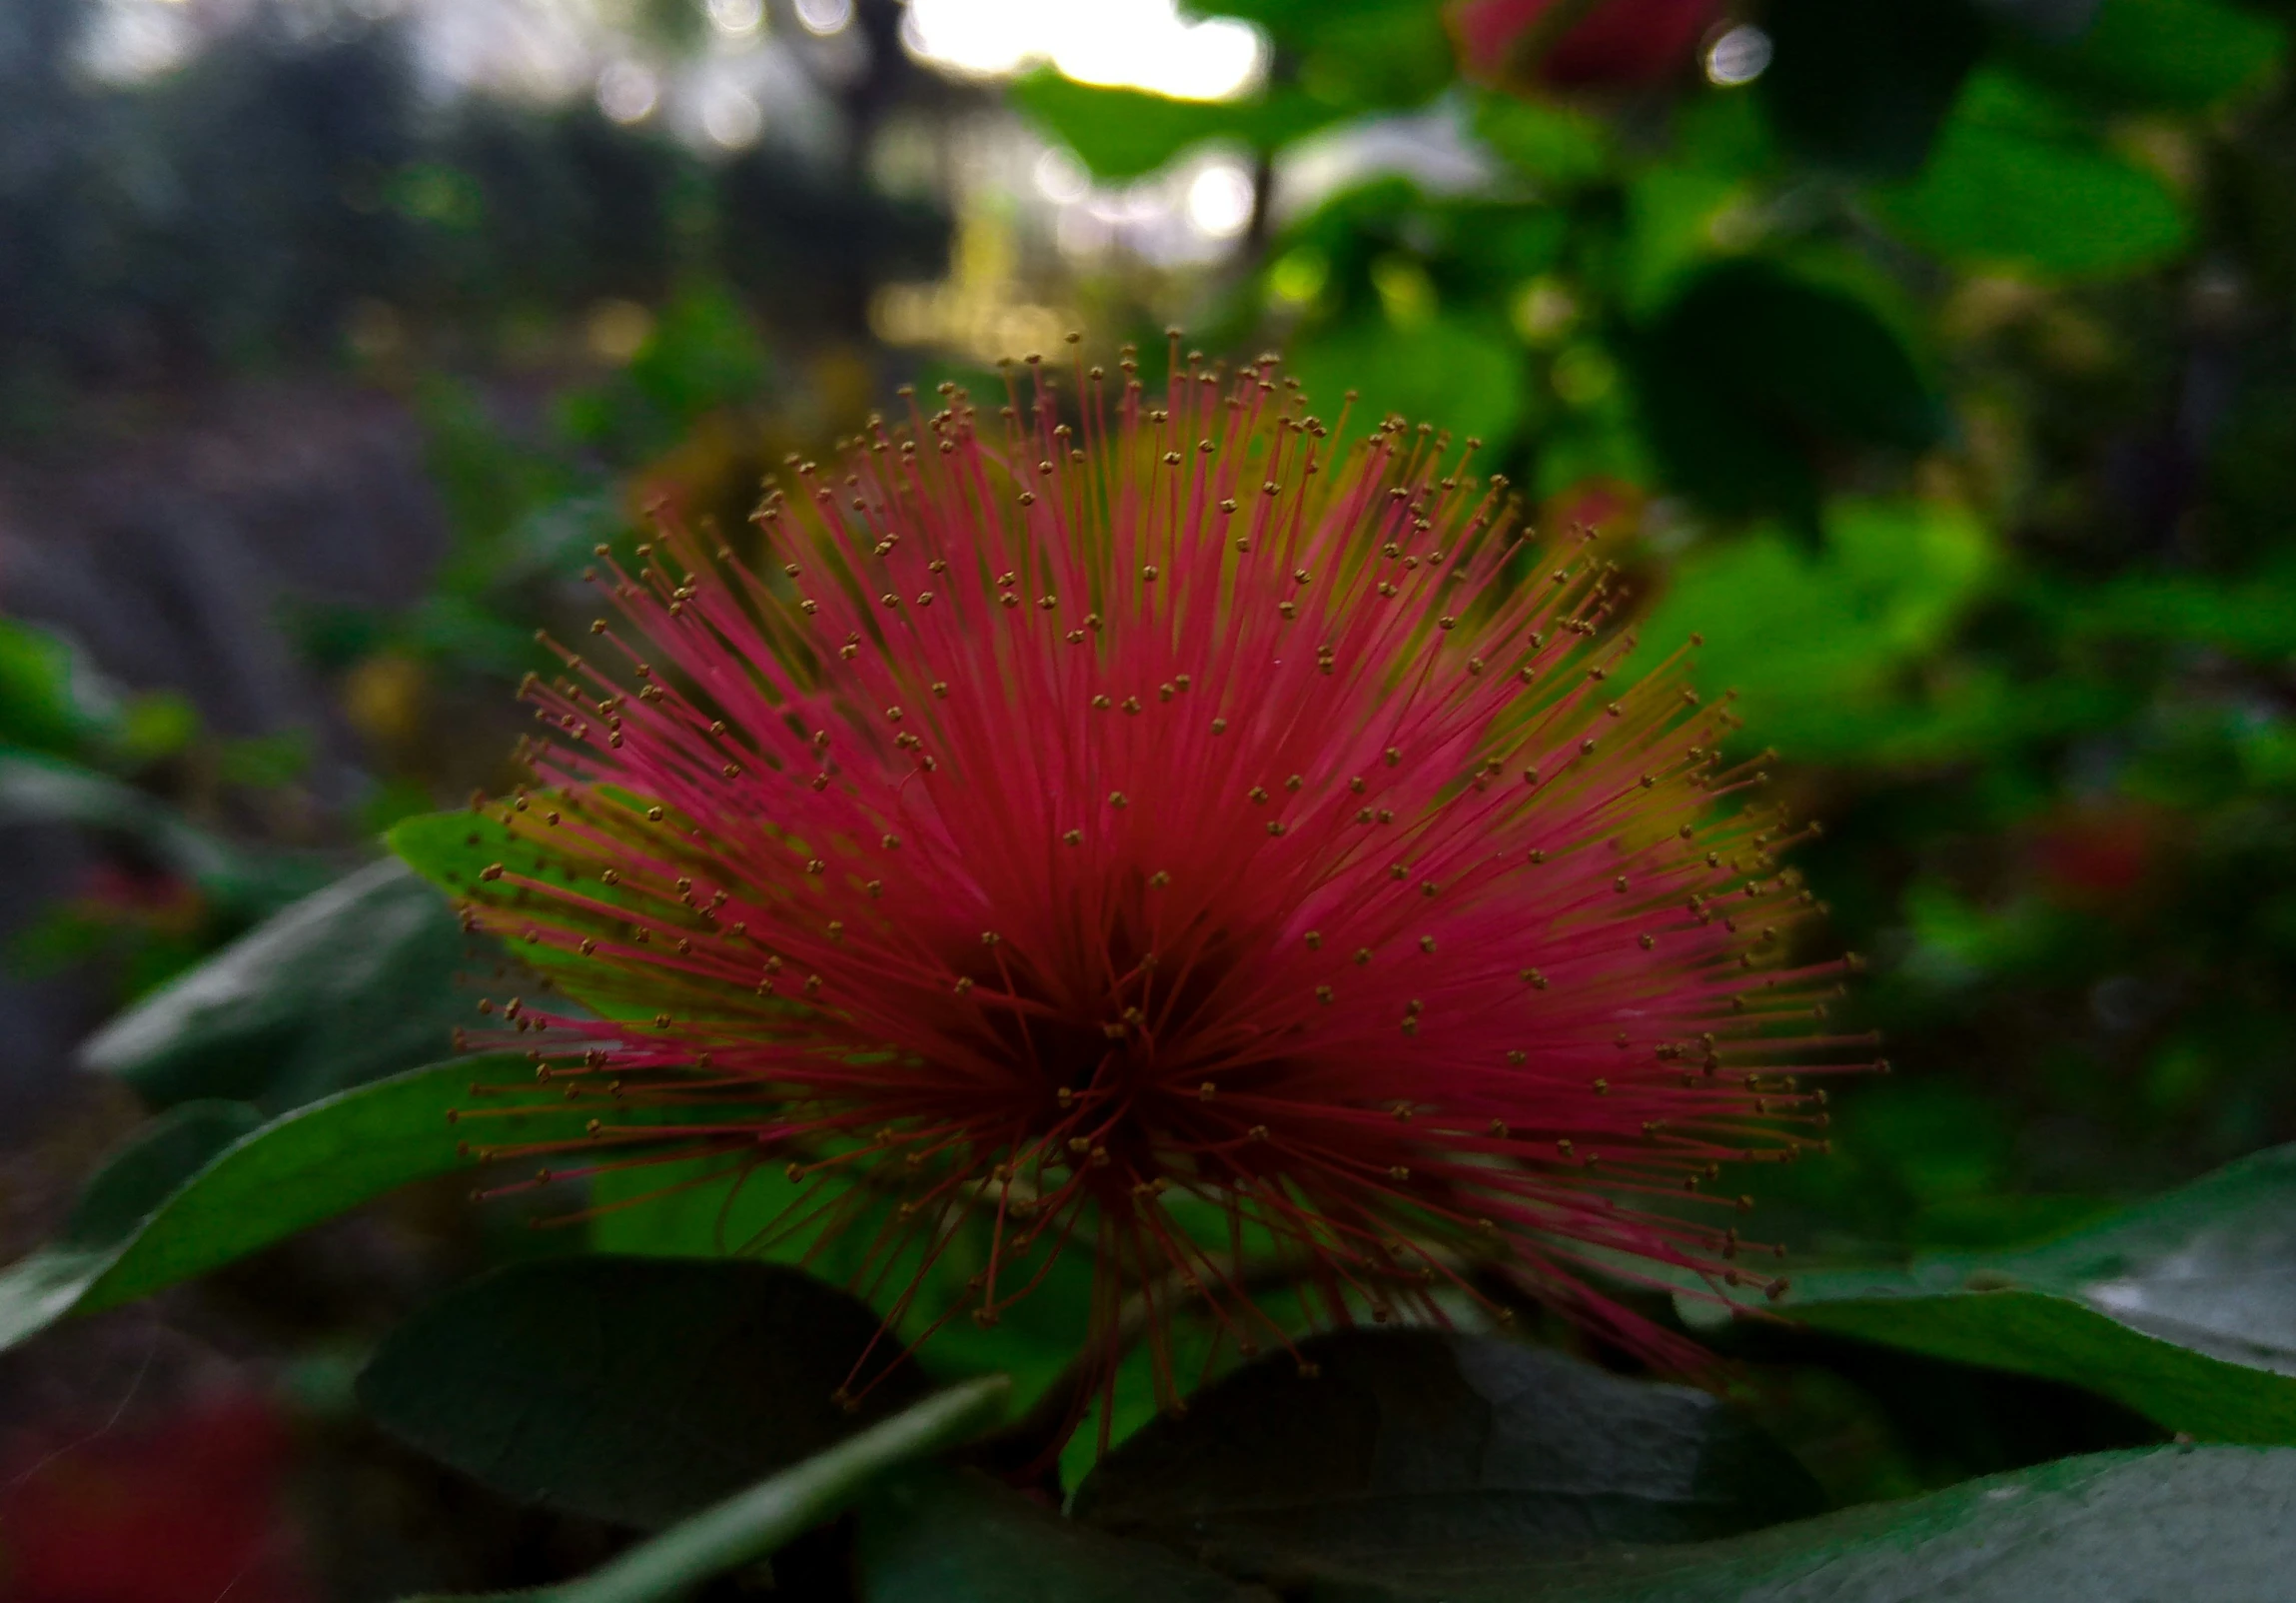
{"left": 400, "top": 1378, "right": 1012, "bottom": 1603}
{"left": 1873, "top": 69, "right": 2189, "bottom": 277}
{"left": 858, "top": 1468, "right": 1265, "bottom": 1603}
{"left": 1757, "top": 0, "right": 1988, "bottom": 175}
{"left": 1631, "top": 260, "right": 1942, "bottom": 525}
{"left": 80, "top": 859, "right": 487, "bottom": 1110}
{"left": 2019, "top": 0, "right": 2286, "bottom": 110}
{"left": 1006, "top": 72, "right": 1339, "bottom": 183}
{"left": 0, "top": 1054, "right": 556, "bottom": 1351}
{"left": 1070, "top": 1330, "right": 1821, "bottom": 1596}
{"left": 1718, "top": 1140, "right": 2296, "bottom": 1442}
{"left": 358, "top": 1256, "right": 945, "bottom": 1529}
{"left": 1501, "top": 1447, "right": 2296, "bottom": 1603}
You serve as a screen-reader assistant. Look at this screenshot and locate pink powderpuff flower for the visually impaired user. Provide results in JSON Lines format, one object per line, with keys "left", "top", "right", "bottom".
{"left": 453, "top": 339, "right": 1868, "bottom": 1436}
{"left": 1452, "top": 0, "right": 1722, "bottom": 91}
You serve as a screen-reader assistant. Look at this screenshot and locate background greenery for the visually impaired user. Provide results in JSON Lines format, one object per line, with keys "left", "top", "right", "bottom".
{"left": 7, "top": 0, "right": 2296, "bottom": 1598}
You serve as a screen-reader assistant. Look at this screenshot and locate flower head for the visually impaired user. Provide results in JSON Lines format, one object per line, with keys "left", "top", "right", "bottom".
{"left": 459, "top": 341, "right": 1864, "bottom": 1424}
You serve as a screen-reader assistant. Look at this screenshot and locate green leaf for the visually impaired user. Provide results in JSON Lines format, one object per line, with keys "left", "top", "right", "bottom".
{"left": 1492, "top": 1447, "right": 2296, "bottom": 1603}
{"left": 1778, "top": 1292, "right": 2296, "bottom": 1443}
{"left": 1757, "top": 0, "right": 1988, "bottom": 175}
{"left": 0, "top": 619, "right": 103, "bottom": 757}
{"left": 80, "top": 859, "right": 486, "bottom": 1110}
{"left": 1710, "top": 1140, "right": 2296, "bottom": 1443}
{"left": 358, "top": 1256, "right": 948, "bottom": 1529}
{"left": 2022, "top": 0, "right": 2286, "bottom": 110}
{"left": 1636, "top": 499, "right": 1998, "bottom": 765}
{"left": 858, "top": 1468, "right": 1262, "bottom": 1603}
{"left": 389, "top": 804, "right": 525, "bottom": 894}
{"left": 390, "top": 806, "right": 682, "bottom": 1018}
{"left": 1873, "top": 69, "right": 2190, "bottom": 278}
{"left": 1069, "top": 1330, "right": 1821, "bottom": 1597}
{"left": 56, "top": 1100, "right": 266, "bottom": 1248}
{"left": 0, "top": 1053, "right": 556, "bottom": 1352}
{"left": 1288, "top": 312, "right": 1530, "bottom": 455}
{"left": 1007, "top": 72, "right": 1339, "bottom": 182}
{"left": 1471, "top": 90, "right": 1612, "bottom": 189}
{"left": 1287, "top": 3, "right": 1455, "bottom": 113}
{"left": 1630, "top": 262, "right": 1943, "bottom": 525}
{"left": 1613, "top": 164, "right": 1745, "bottom": 316}
{"left": 2051, "top": 563, "right": 2296, "bottom": 662}
{"left": 401, "top": 1377, "right": 1011, "bottom": 1603}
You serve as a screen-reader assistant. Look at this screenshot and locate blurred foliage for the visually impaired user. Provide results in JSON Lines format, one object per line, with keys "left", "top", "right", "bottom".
{"left": 0, "top": 0, "right": 942, "bottom": 422}
{"left": 0, "top": 612, "right": 331, "bottom": 1002}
